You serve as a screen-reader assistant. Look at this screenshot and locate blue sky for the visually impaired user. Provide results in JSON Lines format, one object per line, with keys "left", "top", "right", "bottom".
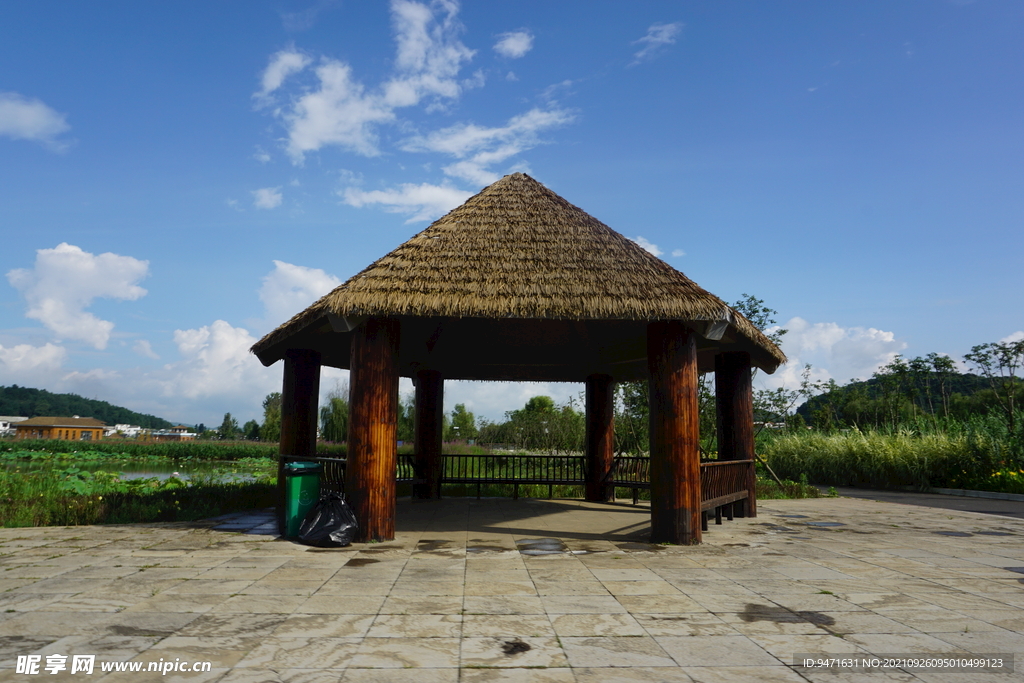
{"left": 1, "top": 1, "right": 1022, "bottom": 426}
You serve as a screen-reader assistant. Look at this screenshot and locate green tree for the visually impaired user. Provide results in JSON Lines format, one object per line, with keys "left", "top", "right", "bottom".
{"left": 964, "top": 340, "right": 1024, "bottom": 434}
{"left": 260, "top": 392, "right": 282, "bottom": 443}
{"left": 218, "top": 413, "right": 240, "bottom": 440}
{"left": 242, "top": 419, "right": 260, "bottom": 440}
{"left": 397, "top": 393, "right": 415, "bottom": 442}
{"left": 450, "top": 403, "right": 477, "bottom": 441}
{"left": 615, "top": 381, "right": 649, "bottom": 455}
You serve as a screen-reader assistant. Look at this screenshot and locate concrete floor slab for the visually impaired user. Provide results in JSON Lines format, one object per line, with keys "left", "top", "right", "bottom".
{"left": 1, "top": 496, "right": 1023, "bottom": 680}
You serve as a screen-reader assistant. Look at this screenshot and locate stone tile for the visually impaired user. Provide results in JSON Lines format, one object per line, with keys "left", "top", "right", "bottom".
{"left": 388, "top": 580, "right": 464, "bottom": 596}
{"left": 588, "top": 568, "right": 663, "bottom": 582}
{"left": 714, "top": 610, "right": 829, "bottom": 636}
{"left": 0, "top": 635, "right": 61, "bottom": 660}
{"left": 561, "top": 635, "right": 676, "bottom": 667}
{"left": 747, "top": 633, "right": 871, "bottom": 659}
{"left": 844, "top": 632, "right": 972, "bottom": 655}
{"left": 534, "top": 580, "right": 609, "bottom": 595}
{"left": 378, "top": 595, "right": 463, "bottom": 615}
{"left": 342, "top": 669, "right": 458, "bottom": 682}
{"left": 574, "top": 668, "right": 694, "bottom": 682}
{"left": 463, "top": 581, "right": 538, "bottom": 596}
{"left": 461, "top": 614, "right": 555, "bottom": 637}
{"left": 602, "top": 580, "right": 682, "bottom": 595}
{"left": 550, "top": 612, "right": 645, "bottom": 637}
{"left": 220, "top": 667, "right": 345, "bottom": 683}
{"left": 0, "top": 612, "right": 114, "bottom": 637}
{"left": 635, "top": 613, "right": 738, "bottom": 637}
{"left": 235, "top": 636, "right": 359, "bottom": 668}
{"left": 121, "top": 593, "right": 231, "bottom": 613}
{"left": 146, "top": 635, "right": 265, "bottom": 668}
{"left": 315, "top": 580, "right": 395, "bottom": 596}
{"left": 239, "top": 579, "right": 325, "bottom": 596}
{"left": 271, "top": 613, "right": 375, "bottom": 638}
{"left": 460, "top": 636, "right": 569, "bottom": 668}
{"left": 615, "top": 594, "right": 706, "bottom": 613}
{"left": 296, "top": 594, "right": 386, "bottom": 614}
{"left": 367, "top": 613, "right": 461, "bottom": 637}
{"left": 884, "top": 609, "right": 1002, "bottom": 633}
{"left": 348, "top": 636, "right": 460, "bottom": 668}
{"left": 464, "top": 596, "right": 546, "bottom": 615}
{"left": 542, "top": 594, "right": 627, "bottom": 614}
{"left": 163, "top": 580, "right": 254, "bottom": 595}
{"left": 210, "top": 594, "right": 309, "bottom": 614}
{"left": 460, "top": 668, "right": 575, "bottom": 683}
{"left": 177, "top": 613, "right": 287, "bottom": 638}
{"left": 681, "top": 665, "right": 809, "bottom": 682}
{"left": 655, "top": 635, "right": 782, "bottom": 667}
{"left": 931, "top": 628, "right": 1024, "bottom": 654}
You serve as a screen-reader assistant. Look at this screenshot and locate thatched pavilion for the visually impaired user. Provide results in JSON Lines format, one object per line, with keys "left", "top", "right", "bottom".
{"left": 251, "top": 173, "right": 785, "bottom": 544}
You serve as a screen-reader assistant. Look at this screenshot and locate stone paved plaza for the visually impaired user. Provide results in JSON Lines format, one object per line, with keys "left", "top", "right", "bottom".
{"left": 2, "top": 495, "right": 1023, "bottom": 682}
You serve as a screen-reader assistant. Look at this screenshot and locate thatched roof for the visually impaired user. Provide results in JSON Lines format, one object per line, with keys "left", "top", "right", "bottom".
{"left": 252, "top": 173, "right": 785, "bottom": 371}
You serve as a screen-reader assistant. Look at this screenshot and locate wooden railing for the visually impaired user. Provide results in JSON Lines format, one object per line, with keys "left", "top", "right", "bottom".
{"left": 283, "top": 453, "right": 754, "bottom": 521}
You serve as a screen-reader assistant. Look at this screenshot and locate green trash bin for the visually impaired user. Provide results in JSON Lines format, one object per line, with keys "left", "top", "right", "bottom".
{"left": 284, "top": 461, "right": 323, "bottom": 538}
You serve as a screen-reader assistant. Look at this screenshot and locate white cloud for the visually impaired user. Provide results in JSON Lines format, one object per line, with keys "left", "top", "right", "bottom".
{"left": 0, "top": 92, "right": 70, "bottom": 150}
{"left": 401, "top": 107, "right": 573, "bottom": 184}
{"left": 631, "top": 22, "right": 683, "bottom": 64}
{"left": 133, "top": 339, "right": 160, "bottom": 360}
{"left": 253, "top": 146, "right": 271, "bottom": 163}
{"left": 383, "top": 0, "right": 475, "bottom": 107}
{"left": 161, "top": 321, "right": 276, "bottom": 402}
{"left": 494, "top": 30, "right": 534, "bottom": 59}
{"left": 342, "top": 182, "right": 472, "bottom": 222}
{"left": 1000, "top": 331, "right": 1024, "bottom": 343}
{"left": 252, "top": 186, "right": 283, "bottom": 209}
{"left": 443, "top": 380, "right": 584, "bottom": 424}
{"left": 254, "top": 49, "right": 312, "bottom": 106}
{"left": 629, "top": 236, "right": 663, "bottom": 257}
{"left": 760, "top": 316, "right": 907, "bottom": 390}
{"left": 259, "top": 260, "right": 342, "bottom": 327}
{"left": 671, "top": 249, "right": 686, "bottom": 257}
{"left": 0, "top": 342, "right": 67, "bottom": 379}
{"left": 266, "top": 1, "right": 474, "bottom": 163}
{"left": 283, "top": 59, "right": 395, "bottom": 161}
{"left": 6, "top": 243, "right": 149, "bottom": 350}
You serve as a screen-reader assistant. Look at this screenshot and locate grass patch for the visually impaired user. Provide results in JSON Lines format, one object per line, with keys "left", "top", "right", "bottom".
{"left": 0, "top": 463, "right": 276, "bottom": 528}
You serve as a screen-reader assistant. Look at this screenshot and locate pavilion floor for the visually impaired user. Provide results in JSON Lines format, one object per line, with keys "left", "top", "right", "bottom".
{"left": 1, "top": 496, "right": 1023, "bottom": 682}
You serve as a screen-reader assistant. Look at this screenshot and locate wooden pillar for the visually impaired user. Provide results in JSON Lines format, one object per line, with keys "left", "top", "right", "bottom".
{"left": 413, "top": 369, "right": 444, "bottom": 499}
{"left": 277, "top": 348, "right": 322, "bottom": 535}
{"left": 647, "top": 321, "right": 702, "bottom": 544}
{"left": 346, "top": 317, "right": 401, "bottom": 542}
{"left": 715, "top": 351, "right": 757, "bottom": 517}
{"left": 585, "top": 373, "right": 615, "bottom": 502}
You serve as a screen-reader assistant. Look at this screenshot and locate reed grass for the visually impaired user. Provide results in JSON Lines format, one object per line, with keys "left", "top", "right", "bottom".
{"left": 762, "top": 427, "right": 1013, "bottom": 490}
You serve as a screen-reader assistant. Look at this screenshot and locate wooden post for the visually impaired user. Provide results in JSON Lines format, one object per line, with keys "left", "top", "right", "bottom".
{"left": 585, "top": 373, "right": 615, "bottom": 502}
{"left": 277, "top": 348, "right": 322, "bottom": 536}
{"left": 715, "top": 351, "right": 757, "bottom": 517}
{"left": 413, "top": 369, "right": 444, "bottom": 499}
{"left": 647, "top": 321, "right": 702, "bottom": 544}
{"left": 346, "top": 317, "right": 401, "bottom": 542}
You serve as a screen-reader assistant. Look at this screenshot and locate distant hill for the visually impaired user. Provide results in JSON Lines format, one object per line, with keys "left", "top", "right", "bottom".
{"left": 0, "top": 385, "right": 174, "bottom": 429}
{"left": 795, "top": 373, "right": 997, "bottom": 420}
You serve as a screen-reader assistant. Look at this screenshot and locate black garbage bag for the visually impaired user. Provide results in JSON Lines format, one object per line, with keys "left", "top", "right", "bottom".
{"left": 297, "top": 492, "right": 359, "bottom": 547}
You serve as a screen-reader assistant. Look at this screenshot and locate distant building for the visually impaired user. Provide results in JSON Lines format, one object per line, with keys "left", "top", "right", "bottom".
{"left": 0, "top": 416, "right": 28, "bottom": 436}
{"left": 105, "top": 424, "right": 146, "bottom": 438}
{"left": 151, "top": 428, "right": 197, "bottom": 441}
{"left": 15, "top": 416, "right": 106, "bottom": 441}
